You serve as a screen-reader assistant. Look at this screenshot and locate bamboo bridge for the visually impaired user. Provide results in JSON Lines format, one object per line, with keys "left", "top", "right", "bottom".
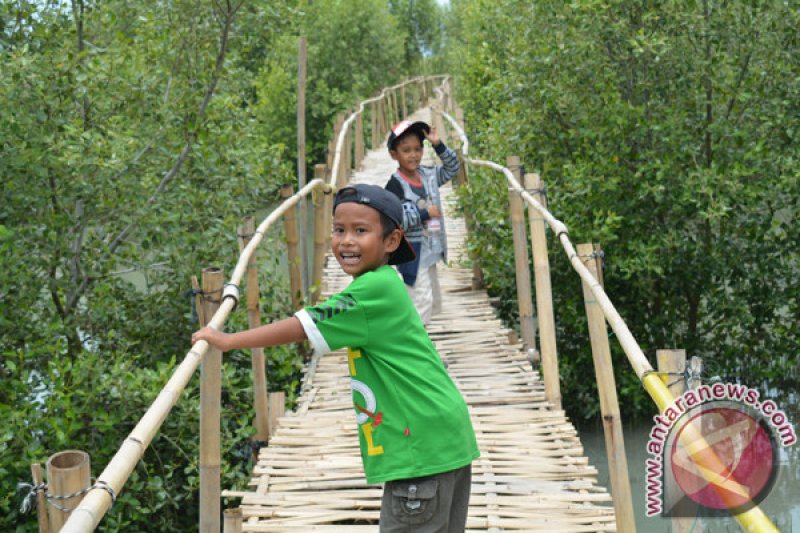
{"left": 221, "top": 106, "right": 616, "bottom": 531}
{"left": 42, "top": 76, "right": 779, "bottom": 533}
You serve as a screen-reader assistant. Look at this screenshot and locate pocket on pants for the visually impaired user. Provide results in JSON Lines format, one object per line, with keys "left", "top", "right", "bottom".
{"left": 390, "top": 478, "right": 439, "bottom": 525}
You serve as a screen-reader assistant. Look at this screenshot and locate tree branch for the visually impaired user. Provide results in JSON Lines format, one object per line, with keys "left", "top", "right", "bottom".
{"left": 65, "top": 3, "right": 240, "bottom": 313}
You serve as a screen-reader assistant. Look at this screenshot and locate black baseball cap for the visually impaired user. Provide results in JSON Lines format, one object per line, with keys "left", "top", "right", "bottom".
{"left": 333, "top": 184, "right": 416, "bottom": 265}
{"left": 387, "top": 120, "right": 431, "bottom": 151}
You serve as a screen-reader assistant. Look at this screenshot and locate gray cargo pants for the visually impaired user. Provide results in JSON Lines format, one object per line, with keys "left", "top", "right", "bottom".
{"left": 379, "top": 464, "right": 472, "bottom": 532}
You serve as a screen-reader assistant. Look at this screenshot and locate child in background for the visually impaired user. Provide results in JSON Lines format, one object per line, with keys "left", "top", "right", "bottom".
{"left": 192, "top": 184, "right": 479, "bottom": 532}
{"left": 385, "top": 120, "right": 460, "bottom": 325}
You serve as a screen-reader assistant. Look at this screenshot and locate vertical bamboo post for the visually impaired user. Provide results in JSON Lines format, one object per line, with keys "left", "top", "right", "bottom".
{"left": 237, "top": 217, "right": 270, "bottom": 443}
{"left": 355, "top": 108, "right": 364, "bottom": 170}
{"left": 433, "top": 108, "right": 448, "bottom": 147}
{"left": 223, "top": 508, "right": 243, "bottom": 533}
{"left": 296, "top": 36, "right": 308, "bottom": 294}
{"left": 31, "top": 463, "right": 49, "bottom": 533}
{"left": 577, "top": 243, "right": 636, "bottom": 533}
{"left": 312, "top": 165, "right": 330, "bottom": 304}
{"left": 657, "top": 349, "right": 687, "bottom": 397}
{"left": 344, "top": 112, "right": 352, "bottom": 173}
{"left": 657, "top": 349, "right": 703, "bottom": 533}
{"left": 507, "top": 156, "right": 536, "bottom": 353}
{"left": 199, "top": 267, "right": 223, "bottom": 533}
{"left": 280, "top": 184, "right": 304, "bottom": 311}
{"left": 457, "top": 150, "right": 484, "bottom": 290}
{"left": 401, "top": 84, "right": 407, "bottom": 119}
{"left": 525, "top": 173, "right": 560, "bottom": 408}
{"left": 392, "top": 89, "right": 400, "bottom": 124}
{"left": 46, "top": 451, "right": 91, "bottom": 532}
{"left": 370, "top": 100, "right": 379, "bottom": 149}
{"left": 378, "top": 97, "right": 388, "bottom": 139}
{"left": 268, "top": 391, "right": 286, "bottom": 437}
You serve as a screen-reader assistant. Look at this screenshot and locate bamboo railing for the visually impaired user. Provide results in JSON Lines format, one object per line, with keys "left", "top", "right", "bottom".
{"left": 51, "top": 74, "right": 777, "bottom": 533}
{"left": 436, "top": 94, "right": 780, "bottom": 533}
{"left": 55, "top": 75, "right": 443, "bottom": 533}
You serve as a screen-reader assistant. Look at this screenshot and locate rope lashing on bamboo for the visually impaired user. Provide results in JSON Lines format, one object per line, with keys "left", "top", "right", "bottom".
{"left": 184, "top": 287, "right": 204, "bottom": 325}
{"left": 18, "top": 479, "right": 116, "bottom": 514}
{"left": 222, "top": 283, "right": 240, "bottom": 311}
{"left": 525, "top": 186, "right": 547, "bottom": 201}
{"left": 17, "top": 482, "right": 46, "bottom": 514}
{"left": 200, "top": 286, "right": 222, "bottom": 304}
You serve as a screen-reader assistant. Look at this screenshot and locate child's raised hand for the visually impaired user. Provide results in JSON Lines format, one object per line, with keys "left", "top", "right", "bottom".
{"left": 192, "top": 326, "right": 230, "bottom": 352}
{"left": 424, "top": 126, "right": 441, "bottom": 147}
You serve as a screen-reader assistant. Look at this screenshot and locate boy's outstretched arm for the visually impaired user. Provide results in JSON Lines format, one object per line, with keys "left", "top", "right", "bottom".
{"left": 192, "top": 317, "right": 307, "bottom": 352}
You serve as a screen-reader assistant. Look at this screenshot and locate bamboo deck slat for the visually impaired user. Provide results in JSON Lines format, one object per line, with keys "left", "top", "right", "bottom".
{"left": 229, "top": 108, "right": 615, "bottom": 532}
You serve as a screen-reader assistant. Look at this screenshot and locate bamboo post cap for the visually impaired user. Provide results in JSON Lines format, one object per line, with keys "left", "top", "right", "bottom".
{"left": 46, "top": 450, "right": 90, "bottom": 471}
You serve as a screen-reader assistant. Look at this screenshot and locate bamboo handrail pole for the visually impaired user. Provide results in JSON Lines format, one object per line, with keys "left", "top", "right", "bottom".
{"left": 437, "top": 107, "right": 780, "bottom": 533}
{"left": 60, "top": 178, "right": 324, "bottom": 532}
{"left": 525, "top": 173, "right": 561, "bottom": 409}
{"left": 237, "top": 217, "right": 270, "bottom": 442}
{"left": 437, "top": 109, "right": 651, "bottom": 376}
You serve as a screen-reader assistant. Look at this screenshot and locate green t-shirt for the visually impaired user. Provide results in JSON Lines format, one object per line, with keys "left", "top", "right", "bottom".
{"left": 295, "top": 265, "right": 479, "bottom": 484}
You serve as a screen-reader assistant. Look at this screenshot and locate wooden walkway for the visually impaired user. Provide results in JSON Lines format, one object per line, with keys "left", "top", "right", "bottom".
{"left": 230, "top": 109, "right": 616, "bottom": 531}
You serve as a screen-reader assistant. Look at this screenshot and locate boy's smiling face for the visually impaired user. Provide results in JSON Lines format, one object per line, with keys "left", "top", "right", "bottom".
{"left": 332, "top": 202, "right": 401, "bottom": 277}
{"left": 390, "top": 134, "right": 424, "bottom": 177}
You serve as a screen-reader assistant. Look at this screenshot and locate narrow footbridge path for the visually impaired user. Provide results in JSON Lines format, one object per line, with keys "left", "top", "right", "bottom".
{"left": 230, "top": 108, "right": 616, "bottom": 532}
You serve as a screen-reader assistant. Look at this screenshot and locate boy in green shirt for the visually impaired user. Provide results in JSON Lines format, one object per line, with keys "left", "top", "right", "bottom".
{"left": 192, "top": 184, "right": 480, "bottom": 532}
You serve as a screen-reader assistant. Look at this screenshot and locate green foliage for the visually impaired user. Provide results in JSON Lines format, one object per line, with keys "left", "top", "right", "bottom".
{"left": 0, "top": 1, "right": 307, "bottom": 531}
{"left": 448, "top": 0, "right": 800, "bottom": 421}
{"left": 1, "top": 0, "right": 435, "bottom": 528}
{"left": 253, "top": 0, "right": 419, "bottom": 181}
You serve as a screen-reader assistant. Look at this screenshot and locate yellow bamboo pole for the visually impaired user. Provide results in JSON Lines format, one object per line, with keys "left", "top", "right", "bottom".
{"left": 31, "top": 463, "right": 49, "bottom": 533}
{"left": 507, "top": 156, "right": 537, "bottom": 354}
{"left": 312, "top": 165, "right": 330, "bottom": 304}
{"left": 46, "top": 451, "right": 91, "bottom": 532}
{"left": 237, "top": 217, "right": 269, "bottom": 443}
{"left": 401, "top": 84, "right": 407, "bottom": 119}
{"left": 199, "top": 267, "right": 223, "bottom": 533}
{"left": 578, "top": 243, "right": 636, "bottom": 533}
{"left": 280, "top": 185, "right": 304, "bottom": 310}
{"left": 525, "top": 173, "right": 560, "bottom": 409}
